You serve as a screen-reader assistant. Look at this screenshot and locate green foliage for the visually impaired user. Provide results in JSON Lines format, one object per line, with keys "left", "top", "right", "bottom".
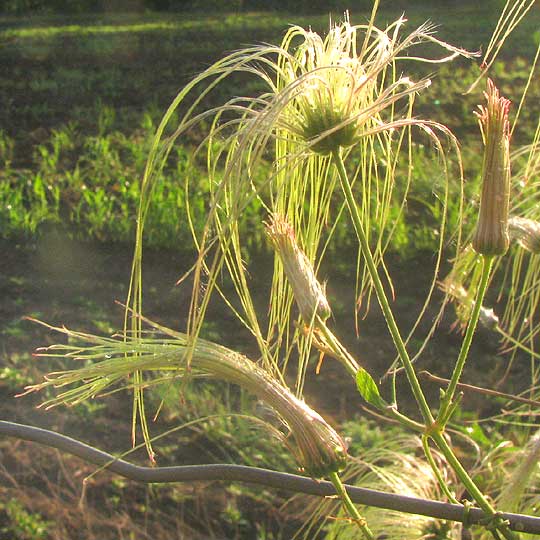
{"left": 355, "top": 369, "right": 386, "bottom": 409}
{"left": 2, "top": 9, "right": 538, "bottom": 256}
{"left": 0, "top": 118, "right": 230, "bottom": 248}
{"left": 0, "top": 499, "right": 52, "bottom": 540}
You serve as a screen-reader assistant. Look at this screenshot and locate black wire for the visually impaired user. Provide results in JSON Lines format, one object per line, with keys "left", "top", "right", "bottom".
{"left": 1, "top": 420, "right": 538, "bottom": 535}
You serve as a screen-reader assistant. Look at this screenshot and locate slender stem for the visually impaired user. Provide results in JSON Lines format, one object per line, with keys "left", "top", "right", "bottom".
{"left": 318, "top": 322, "right": 361, "bottom": 378}
{"left": 386, "top": 407, "right": 425, "bottom": 433}
{"left": 431, "top": 252, "right": 515, "bottom": 540}
{"left": 331, "top": 151, "right": 516, "bottom": 540}
{"left": 319, "top": 323, "right": 424, "bottom": 432}
{"left": 422, "top": 435, "right": 459, "bottom": 504}
{"left": 438, "top": 255, "right": 494, "bottom": 425}
{"left": 331, "top": 149, "right": 434, "bottom": 426}
{"left": 496, "top": 325, "right": 540, "bottom": 360}
{"left": 432, "top": 433, "right": 518, "bottom": 540}
{"left": 329, "top": 471, "right": 375, "bottom": 540}
{"left": 420, "top": 370, "right": 540, "bottom": 408}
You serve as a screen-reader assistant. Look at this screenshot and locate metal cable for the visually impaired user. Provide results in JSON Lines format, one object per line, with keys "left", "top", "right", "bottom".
{"left": 1, "top": 420, "right": 538, "bottom": 535}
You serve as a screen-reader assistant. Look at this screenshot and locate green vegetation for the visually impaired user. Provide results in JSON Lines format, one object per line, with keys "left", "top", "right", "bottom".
{"left": 1, "top": 7, "right": 539, "bottom": 254}
{"left": 0, "top": 499, "right": 52, "bottom": 540}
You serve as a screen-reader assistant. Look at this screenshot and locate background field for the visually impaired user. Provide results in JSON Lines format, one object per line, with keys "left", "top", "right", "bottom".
{"left": 1, "top": 2, "right": 539, "bottom": 539}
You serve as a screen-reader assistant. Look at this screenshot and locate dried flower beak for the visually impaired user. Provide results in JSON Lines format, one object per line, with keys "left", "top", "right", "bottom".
{"left": 472, "top": 79, "right": 511, "bottom": 256}
{"left": 266, "top": 214, "right": 331, "bottom": 325}
{"left": 25, "top": 320, "right": 347, "bottom": 477}
{"left": 508, "top": 216, "right": 540, "bottom": 254}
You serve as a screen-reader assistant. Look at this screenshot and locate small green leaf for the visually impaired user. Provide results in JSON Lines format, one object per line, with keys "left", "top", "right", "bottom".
{"left": 463, "top": 422, "right": 491, "bottom": 448}
{"left": 356, "top": 368, "right": 386, "bottom": 409}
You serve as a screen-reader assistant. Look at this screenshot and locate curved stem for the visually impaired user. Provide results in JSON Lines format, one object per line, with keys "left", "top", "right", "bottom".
{"left": 319, "top": 323, "right": 424, "bottom": 432}
{"left": 438, "top": 255, "right": 494, "bottom": 425}
{"left": 329, "top": 471, "right": 375, "bottom": 540}
{"left": 331, "top": 149, "right": 434, "bottom": 426}
{"left": 331, "top": 150, "right": 516, "bottom": 540}
{"left": 422, "top": 435, "right": 459, "bottom": 505}
{"left": 420, "top": 370, "right": 540, "bottom": 408}
{"left": 496, "top": 325, "right": 540, "bottom": 360}
{"left": 318, "top": 322, "right": 361, "bottom": 378}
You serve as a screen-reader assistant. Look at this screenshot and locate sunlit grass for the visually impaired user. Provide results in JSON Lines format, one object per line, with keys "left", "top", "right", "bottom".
{"left": 0, "top": 12, "right": 305, "bottom": 39}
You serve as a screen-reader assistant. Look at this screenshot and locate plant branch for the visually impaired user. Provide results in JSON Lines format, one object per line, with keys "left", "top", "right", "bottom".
{"left": 331, "top": 148, "right": 434, "bottom": 426}
{"left": 329, "top": 471, "right": 374, "bottom": 540}
{"left": 432, "top": 432, "right": 518, "bottom": 540}
{"left": 420, "top": 370, "right": 540, "bottom": 408}
{"left": 438, "top": 255, "right": 494, "bottom": 425}
{"left": 331, "top": 151, "right": 516, "bottom": 540}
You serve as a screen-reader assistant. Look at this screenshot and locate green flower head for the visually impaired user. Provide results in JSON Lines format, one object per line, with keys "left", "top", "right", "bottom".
{"left": 277, "top": 15, "right": 431, "bottom": 155}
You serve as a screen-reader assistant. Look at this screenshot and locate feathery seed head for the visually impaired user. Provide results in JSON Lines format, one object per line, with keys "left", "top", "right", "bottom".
{"left": 279, "top": 17, "right": 430, "bottom": 155}
{"left": 472, "top": 79, "right": 511, "bottom": 256}
{"left": 266, "top": 214, "right": 331, "bottom": 325}
{"left": 215, "top": 346, "right": 347, "bottom": 477}
{"left": 508, "top": 216, "right": 540, "bottom": 254}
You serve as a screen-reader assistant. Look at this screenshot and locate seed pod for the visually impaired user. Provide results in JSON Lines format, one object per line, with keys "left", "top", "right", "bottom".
{"left": 26, "top": 322, "right": 347, "bottom": 477}
{"left": 266, "top": 214, "right": 331, "bottom": 325}
{"left": 508, "top": 216, "right": 540, "bottom": 254}
{"left": 472, "top": 80, "right": 511, "bottom": 257}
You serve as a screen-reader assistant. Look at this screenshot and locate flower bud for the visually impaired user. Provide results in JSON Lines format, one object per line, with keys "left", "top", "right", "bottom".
{"left": 472, "top": 80, "right": 511, "bottom": 257}
{"left": 266, "top": 214, "right": 331, "bottom": 325}
{"left": 508, "top": 216, "right": 540, "bottom": 254}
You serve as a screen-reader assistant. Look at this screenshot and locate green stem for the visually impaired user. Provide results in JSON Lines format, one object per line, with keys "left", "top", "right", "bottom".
{"left": 319, "top": 323, "right": 424, "bottom": 432}
{"left": 387, "top": 406, "right": 425, "bottom": 433}
{"left": 496, "top": 325, "right": 540, "bottom": 360}
{"left": 432, "top": 433, "right": 518, "bottom": 540}
{"left": 318, "top": 322, "right": 361, "bottom": 378}
{"left": 438, "top": 255, "right": 494, "bottom": 425}
{"left": 331, "top": 149, "right": 434, "bottom": 426}
{"left": 422, "top": 435, "right": 460, "bottom": 504}
{"left": 329, "top": 471, "right": 375, "bottom": 540}
{"left": 332, "top": 150, "right": 516, "bottom": 540}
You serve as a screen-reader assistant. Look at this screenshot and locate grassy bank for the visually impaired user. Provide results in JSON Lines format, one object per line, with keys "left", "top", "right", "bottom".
{"left": 2, "top": 5, "right": 540, "bottom": 539}
{"left": 1, "top": 6, "right": 539, "bottom": 253}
